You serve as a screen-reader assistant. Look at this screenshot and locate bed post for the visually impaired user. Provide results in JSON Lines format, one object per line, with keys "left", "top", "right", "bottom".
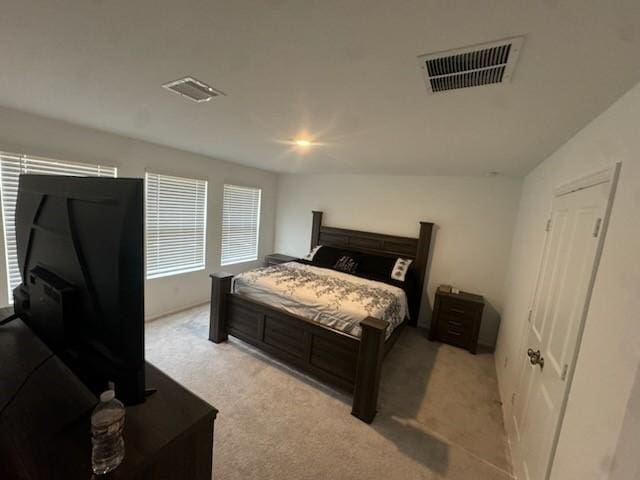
{"left": 209, "top": 273, "right": 233, "bottom": 343}
{"left": 412, "top": 221, "right": 434, "bottom": 326}
{"left": 311, "top": 211, "right": 323, "bottom": 249}
{"left": 351, "top": 317, "right": 389, "bottom": 423}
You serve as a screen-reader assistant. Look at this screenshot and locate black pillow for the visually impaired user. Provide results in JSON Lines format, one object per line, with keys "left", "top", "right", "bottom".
{"left": 358, "top": 254, "right": 414, "bottom": 282}
{"left": 311, "top": 246, "right": 344, "bottom": 268}
{"left": 358, "top": 254, "right": 397, "bottom": 278}
{"left": 334, "top": 255, "right": 359, "bottom": 274}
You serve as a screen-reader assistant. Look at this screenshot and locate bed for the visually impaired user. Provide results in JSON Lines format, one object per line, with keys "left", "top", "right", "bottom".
{"left": 209, "top": 211, "right": 434, "bottom": 423}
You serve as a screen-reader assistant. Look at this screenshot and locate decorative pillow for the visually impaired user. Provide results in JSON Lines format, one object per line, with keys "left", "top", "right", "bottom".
{"left": 334, "top": 255, "right": 359, "bottom": 274}
{"left": 303, "top": 245, "right": 322, "bottom": 261}
{"left": 358, "top": 254, "right": 397, "bottom": 278}
{"left": 391, "top": 258, "right": 413, "bottom": 282}
{"left": 310, "top": 246, "right": 344, "bottom": 267}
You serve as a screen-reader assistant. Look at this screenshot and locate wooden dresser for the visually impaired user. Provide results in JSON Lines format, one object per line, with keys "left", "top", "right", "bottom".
{"left": 265, "top": 253, "right": 299, "bottom": 266}
{"left": 429, "top": 286, "right": 485, "bottom": 354}
{"left": 0, "top": 310, "right": 217, "bottom": 480}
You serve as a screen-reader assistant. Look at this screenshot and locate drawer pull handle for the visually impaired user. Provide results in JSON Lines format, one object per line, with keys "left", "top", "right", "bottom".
{"left": 448, "top": 320, "right": 463, "bottom": 327}
{"left": 447, "top": 330, "right": 462, "bottom": 336}
{"left": 449, "top": 308, "right": 466, "bottom": 314}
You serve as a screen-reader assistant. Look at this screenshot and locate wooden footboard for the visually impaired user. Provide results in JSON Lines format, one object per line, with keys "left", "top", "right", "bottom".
{"left": 209, "top": 273, "right": 389, "bottom": 423}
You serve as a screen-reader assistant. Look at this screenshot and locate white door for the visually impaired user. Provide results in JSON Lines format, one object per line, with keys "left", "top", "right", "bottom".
{"left": 511, "top": 171, "right": 617, "bottom": 480}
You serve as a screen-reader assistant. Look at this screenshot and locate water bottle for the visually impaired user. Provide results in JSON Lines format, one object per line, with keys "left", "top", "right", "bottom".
{"left": 91, "top": 390, "right": 125, "bottom": 475}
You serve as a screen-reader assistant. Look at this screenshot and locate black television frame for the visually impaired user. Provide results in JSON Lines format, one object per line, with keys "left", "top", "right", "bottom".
{"left": 12, "top": 175, "right": 145, "bottom": 405}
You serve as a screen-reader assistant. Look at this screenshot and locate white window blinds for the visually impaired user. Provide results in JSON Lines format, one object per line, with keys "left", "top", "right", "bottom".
{"left": 145, "top": 172, "right": 207, "bottom": 279}
{"left": 221, "top": 184, "right": 262, "bottom": 266}
{"left": 0, "top": 152, "right": 117, "bottom": 300}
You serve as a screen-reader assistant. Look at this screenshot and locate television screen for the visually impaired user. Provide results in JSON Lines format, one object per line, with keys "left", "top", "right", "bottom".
{"left": 13, "top": 175, "right": 145, "bottom": 404}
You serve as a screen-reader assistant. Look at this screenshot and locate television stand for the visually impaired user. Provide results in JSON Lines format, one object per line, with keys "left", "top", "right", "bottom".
{"left": 0, "top": 308, "right": 218, "bottom": 479}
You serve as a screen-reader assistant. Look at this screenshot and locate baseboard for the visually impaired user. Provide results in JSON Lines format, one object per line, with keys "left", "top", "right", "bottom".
{"left": 145, "top": 299, "right": 209, "bottom": 322}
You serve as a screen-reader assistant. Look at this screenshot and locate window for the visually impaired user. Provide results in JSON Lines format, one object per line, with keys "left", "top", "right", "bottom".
{"left": 221, "top": 184, "right": 262, "bottom": 266}
{"left": 0, "top": 152, "right": 117, "bottom": 300}
{"left": 145, "top": 172, "right": 207, "bottom": 279}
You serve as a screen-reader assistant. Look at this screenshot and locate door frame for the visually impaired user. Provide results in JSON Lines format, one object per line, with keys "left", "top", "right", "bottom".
{"left": 511, "top": 162, "right": 621, "bottom": 479}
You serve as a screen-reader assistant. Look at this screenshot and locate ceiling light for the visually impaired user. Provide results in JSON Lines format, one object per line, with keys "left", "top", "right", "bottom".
{"left": 295, "top": 139, "right": 312, "bottom": 147}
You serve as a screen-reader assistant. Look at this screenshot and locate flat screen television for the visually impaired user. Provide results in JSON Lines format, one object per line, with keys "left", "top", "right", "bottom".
{"left": 12, "top": 175, "right": 146, "bottom": 405}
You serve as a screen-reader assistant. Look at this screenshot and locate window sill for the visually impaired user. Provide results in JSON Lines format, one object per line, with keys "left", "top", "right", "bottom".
{"left": 220, "top": 257, "right": 259, "bottom": 267}
{"left": 146, "top": 266, "right": 205, "bottom": 280}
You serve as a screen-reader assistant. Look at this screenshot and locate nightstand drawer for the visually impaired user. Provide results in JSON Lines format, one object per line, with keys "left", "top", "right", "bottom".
{"left": 265, "top": 253, "right": 299, "bottom": 266}
{"left": 436, "top": 324, "right": 472, "bottom": 348}
{"left": 438, "top": 314, "right": 473, "bottom": 334}
{"left": 439, "top": 298, "right": 477, "bottom": 318}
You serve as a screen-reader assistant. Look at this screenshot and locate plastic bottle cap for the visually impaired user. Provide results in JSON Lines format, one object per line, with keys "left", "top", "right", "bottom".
{"left": 100, "top": 390, "right": 115, "bottom": 402}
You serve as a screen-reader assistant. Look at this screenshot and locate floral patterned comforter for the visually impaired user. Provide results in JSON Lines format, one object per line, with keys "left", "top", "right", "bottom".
{"left": 232, "top": 261, "right": 407, "bottom": 339}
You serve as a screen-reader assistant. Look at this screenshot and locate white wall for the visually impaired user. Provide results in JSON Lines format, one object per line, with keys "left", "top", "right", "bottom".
{"left": 609, "top": 363, "right": 640, "bottom": 480}
{"left": 0, "top": 106, "right": 278, "bottom": 319}
{"left": 275, "top": 174, "right": 522, "bottom": 347}
{"left": 496, "top": 82, "right": 640, "bottom": 479}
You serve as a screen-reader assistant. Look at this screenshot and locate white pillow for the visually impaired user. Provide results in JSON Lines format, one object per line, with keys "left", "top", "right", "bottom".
{"left": 391, "top": 258, "right": 413, "bottom": 282}
{"left": 303, "top": 245, "right": 322, "bottom": 261}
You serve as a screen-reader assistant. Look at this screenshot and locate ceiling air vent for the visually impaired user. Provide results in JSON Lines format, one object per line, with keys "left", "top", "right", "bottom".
{"left": 162, "top": 76, "right": 225, "bottom": 103}
{"left": 418, "top": 36, "right": 524, "bottom": 94}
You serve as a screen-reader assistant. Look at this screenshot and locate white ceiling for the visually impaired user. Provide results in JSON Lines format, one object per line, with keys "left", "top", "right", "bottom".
{"left": 1, "top": 1, "right": 640, "bottom": 176}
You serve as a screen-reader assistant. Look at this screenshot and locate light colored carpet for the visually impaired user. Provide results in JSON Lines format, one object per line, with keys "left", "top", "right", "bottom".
{"left": 145, "top": 304, "right": 513, "bottom": 480}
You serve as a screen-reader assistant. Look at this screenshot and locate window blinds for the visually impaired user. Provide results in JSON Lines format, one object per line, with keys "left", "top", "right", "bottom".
{"left": 221, "top": 184, "right": 262, "bottom": 266}
{"left": 0, "top": 152, "right": 117, "bottom": 299}
{"left": 145, "top": 172, "right": 207, "bottom": 279}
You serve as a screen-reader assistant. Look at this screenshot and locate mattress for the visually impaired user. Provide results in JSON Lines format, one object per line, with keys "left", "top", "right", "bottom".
{"left": 232, "top": 261, "right": 408, "bottom": 339}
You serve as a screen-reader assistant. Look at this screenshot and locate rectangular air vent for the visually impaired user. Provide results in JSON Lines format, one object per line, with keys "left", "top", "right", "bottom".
{"left": 162, "top": 76, "right": 225, "bottom": 103}
{"left": 418, "top": 36, "right": 524, "bottom": 94}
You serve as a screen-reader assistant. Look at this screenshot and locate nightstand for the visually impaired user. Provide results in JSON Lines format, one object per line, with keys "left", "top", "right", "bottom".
{"left": 429, "top": 286, "right": 485, "bottom": 354}
{"left": 264, "top": 253, "right": 299, "bottom": 266}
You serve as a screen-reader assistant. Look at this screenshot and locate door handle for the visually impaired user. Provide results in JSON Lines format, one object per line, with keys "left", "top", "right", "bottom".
{"left": 527, "top": 348, "right": 544, "bottom": 369}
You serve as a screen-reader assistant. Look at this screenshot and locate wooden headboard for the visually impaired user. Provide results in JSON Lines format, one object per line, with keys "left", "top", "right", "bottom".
{"left": 310, "top": 211, "right": 434, "bottom": 324}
